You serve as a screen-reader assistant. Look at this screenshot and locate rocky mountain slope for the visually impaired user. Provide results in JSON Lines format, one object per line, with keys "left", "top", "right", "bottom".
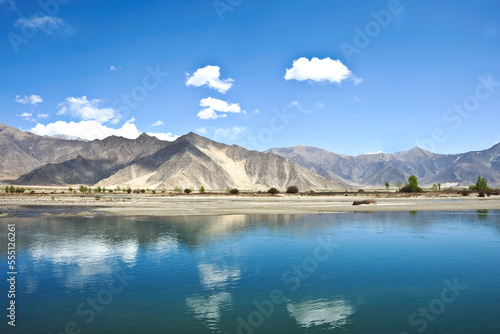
{"left": 0, "top": 123, "right": 345, "bottom": 190}
{"left": 267, "top": 143, "right": 500, "bottom": 187}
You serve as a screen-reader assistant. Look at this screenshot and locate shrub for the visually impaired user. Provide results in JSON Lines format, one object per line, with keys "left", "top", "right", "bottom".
{"left": 229, "top": 188, "right": 239, "bottom": 195}
{"left": 108, "top": 190, "right": 113, "bottom": 193}
{"left": 184, "top": 188, "right": 192, "bottom": 194}
{"left": 4, "top": 186, "right": 9, "bottom": 193}
{"left": 358, "top": 189, "right": 365, "bottom": 193}
{"left": 140, "top": 189, "right": 146, "bottom": 193}
{"left": 267, "top": 187, "right": 279, "bottom": 195}
{"left": 127, "top": 188, "right": 132, "bottom": 194}
{"left": 286, "top": 186, "right": 299, "bottom": 194}
{"left": 459, "top": 189, "right": 470, "bottom": 196}
{"left": 400, "top": 184, "right": 423, "bottom": 193}
{"left": 9, "top": 185, "right": 15, "bottom": 193}
{"left": 478, "top": 190, "right": 485, "bottom": 197}
{"left": 68, "top": 187, "right": 73, "bottom": 192}
{"left": 199, "top": 186, "right": 205, "bottom": 193}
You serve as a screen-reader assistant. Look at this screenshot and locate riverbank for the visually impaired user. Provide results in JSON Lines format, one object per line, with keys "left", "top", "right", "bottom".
{"left": 1, "top": 193, "right": 499, "bottom": 217}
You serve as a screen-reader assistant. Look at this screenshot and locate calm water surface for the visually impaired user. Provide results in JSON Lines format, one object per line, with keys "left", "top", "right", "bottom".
{"left": 1, "top": 210, "right": 499, "bottom": 333}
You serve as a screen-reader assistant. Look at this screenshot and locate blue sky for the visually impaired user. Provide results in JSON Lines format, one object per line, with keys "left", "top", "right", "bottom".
{"left": 1, "top": 0, "right": 499, "bottom": 155}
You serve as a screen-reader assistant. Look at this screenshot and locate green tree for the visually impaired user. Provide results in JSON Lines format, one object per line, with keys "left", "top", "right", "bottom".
{"left": 9, "top": 185, "right": 15, "bottom": 193}
{"left": 199, "top": 186, "right": 205, "bottom": 193}
{"left": 437, "top": 183, "right": 441, "bottom": 191}
{"left": 431, "top": 184, "right": 438, "bottom": 191}
{"left": 475, "top": 176, "right": 489, "bottom": 192}
{"left": 68, "top": 187, "right": 73, "bottom": 192}
{"left": 385, "top": 182, "right": 390, "bottom": 190}
{"left": 115, "top": 186, "right": 121, "bottom": 192}
{"left": 4, "top": 186, "right": 9, "bottom": 193}
{"left": 408, "top": 175, "right": 418, "bottom": 192}
{"left": 286, "top": 186, "right": 299, "bottom": 194}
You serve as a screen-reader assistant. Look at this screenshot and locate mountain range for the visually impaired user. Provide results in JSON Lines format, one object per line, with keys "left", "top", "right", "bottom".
{"left": 0, "top": 122, "right": 343, "bottom": 190}
{"left": 1, "top": 122, "right": 499, "bottom": 189}
{"left": 267, "top": 143, "right": 500, "bottom": 188}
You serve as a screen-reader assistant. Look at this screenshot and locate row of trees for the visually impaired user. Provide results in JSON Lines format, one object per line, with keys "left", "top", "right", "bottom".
{"left": 4, "top": 186, "right": 26, "bottom": 193}
{"left": 388, "top": 175, "right": 493, "bottom": 193}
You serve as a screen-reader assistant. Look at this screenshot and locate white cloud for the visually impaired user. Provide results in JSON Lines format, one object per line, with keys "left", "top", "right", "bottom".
{"left": 126, "top": 117, "right": 136, "bottom": 123}
{"left": 110, "top": 65, "right": 122, "bottom": 71}
{"left": 214, "top": 126, "right": 246, "bottom": 140}
{"left": 18, "top": 112, "right": 36, "bottom": 122}
{"left": 16, "top": 94, "right": 43, "bottom": 105}
{"left": 197, "top": 97, "right": 242, "bottom": 120}
{"left": 15, "top": 16, "right": 74, "bottom": 36}
{"left": 58, "top": 96, "right": 119, "bottom": 124}
{"left": 37, "top": 113, "right": 49, "bottom": 118}
{"left": 20, "top": 112, "right": 32, "bottom": 118}
{"left": 253, "top": 109, "right": 260, "bottom": 114}
{"left": 285, "top": 57, "right": 360, "bottom": 84}
{"left": 186, "top": 65, "right": 234, "bottom": 93}
{"left": 30, "top": 120, "right": 178, "bottom": 142}
{"left": 196, "top": 127, "right": 207, "bottom": 135}
{"left": 146, "top": 131, "right": 179, "bottom": 141}
{"left": 151, "top": 120, "right": 164, "bottom": 127}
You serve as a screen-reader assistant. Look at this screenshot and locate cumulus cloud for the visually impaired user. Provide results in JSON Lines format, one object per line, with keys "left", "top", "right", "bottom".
{"left": 30, "top": 121, "right": 178, "bottom": 142}
{"left": 214, "top": 126, "right": 246, "bottom": 140}
{"left": 15, "top": 16, "right": 74, "bottom": 36}
{"left": 58, "top": 96, "right": 120, "bottom": 124}
{"left": 197, "top": 97, "right": 242, "bottom": 120}
{"left": 285, "top": 57, "right": 361, "bottom": 85}
{"left": 16, "top": 94, "right": 43, "bottom": 105}
{"left": 151, "top": 120, "right": 164, "bottom": 127}
{"left": 186, "top": 65, "right": 234, "bottom": 93}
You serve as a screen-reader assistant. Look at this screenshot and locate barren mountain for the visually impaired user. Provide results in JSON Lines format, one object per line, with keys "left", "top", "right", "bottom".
{"left": 267, "top": 143, "right": 500, "bottom": 187}
{"left": 98, "top": 133, "right": 345, "bottom": 190}
{"left": 1, "top": 123, "right": 345, "bottom": 190}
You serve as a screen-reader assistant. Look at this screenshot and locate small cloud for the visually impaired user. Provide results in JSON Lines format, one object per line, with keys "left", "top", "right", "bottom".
{"left": 151, "top": 120, "right": 164, "bottom": 127}
{"left": 186, "top": 65, "right": 234, "bottom": 94}
{"left": 316, "top": 102, "right": 324, "bottom": 109}
{"left": 37, "top": 113, "right": 49, "bottom": 119}
{"left": 15, "top": 16, "right": 74, "bottom": 37}
{"left": 110, "top": 65, "right": 122, "bottom": 71}
{"left": 285, "top": 57, "right": 360, "bottom": 84}
{"left": 18, "top": 112, "right": 36, "bottom": 122}
{"left": 197, "top": 97, "right": 242, "bottom": 120}
{"left": 58, "top": 96, "right": 119, "bottom": 124}
{"left": 126, "top": 117, "right": 136, "bottom": 123}
{"left": 214, "top": 126, "right": 246, "bottom": 141}
{"left": 16, "top": 94, "right": 43, "bottom": 105}
{"left": 196, "top": 127, "right": 207, "bottom": 135}
{"left": 253, "top": 109, "right": 260, "bottom": 114}
{"left": 289, "top": 101, "right": 301, "bottom": 108}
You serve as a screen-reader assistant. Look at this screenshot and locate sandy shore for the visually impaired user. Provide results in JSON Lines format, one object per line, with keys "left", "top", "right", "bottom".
{"left": 0, "top": 193, "right": 499, "bottom": 216}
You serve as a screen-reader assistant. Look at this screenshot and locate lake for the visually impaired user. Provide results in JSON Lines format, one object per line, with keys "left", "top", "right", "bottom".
{"left": 1, "top": 210, "right": 499, "bottom": 333}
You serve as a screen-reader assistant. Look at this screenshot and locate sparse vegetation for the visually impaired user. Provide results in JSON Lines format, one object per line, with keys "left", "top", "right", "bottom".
{"left": 174, "top": 186, "right": 182, "bottom": 193}
{"left": 400, "top": 175, "right": 423, "bottom": 193}
{"left": 474, "top": 176, "right": 489, "bottom": 192}
{"left": 459, "top": 189, "right": 470, "bottom": 196}
{"left": 286, "top": 186, "right": 299, "bottom": 194}
{"left": 267, "top": 187, "right": 279, "bottom": 195}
